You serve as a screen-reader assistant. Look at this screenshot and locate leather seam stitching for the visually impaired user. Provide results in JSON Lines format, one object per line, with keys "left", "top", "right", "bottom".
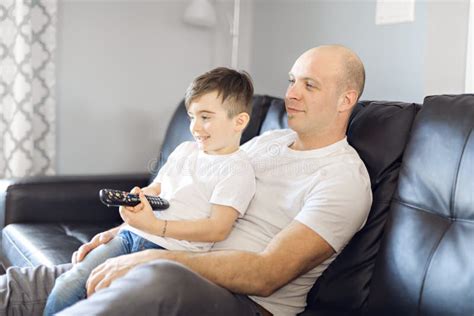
{"left": 450, "top": 127, "right": 473, "bottom": 218}
{"left": 3, "top": 230, "right": 34, "bottom": 267}
{"left": 416, "top": 221, "right": 452, "bottom": 316}
{"left": 393, "top": 199, "right": 474, "bottom": 223}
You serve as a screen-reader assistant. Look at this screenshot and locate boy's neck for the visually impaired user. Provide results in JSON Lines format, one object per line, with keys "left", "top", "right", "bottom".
{"left": 202, "top": 137, "right": 241, "bottom": 155}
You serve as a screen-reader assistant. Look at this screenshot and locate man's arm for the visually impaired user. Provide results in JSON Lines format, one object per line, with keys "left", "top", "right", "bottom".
{"left": 161, "top": 220, "right": 335, "bottom": 296}
{"left": 86, "top": 220, "right": 334, "bottom": 297}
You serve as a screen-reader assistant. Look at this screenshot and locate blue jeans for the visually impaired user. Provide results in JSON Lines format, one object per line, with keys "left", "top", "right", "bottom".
{"left": 43, "top": 230, "right": 164, "bottom": 315}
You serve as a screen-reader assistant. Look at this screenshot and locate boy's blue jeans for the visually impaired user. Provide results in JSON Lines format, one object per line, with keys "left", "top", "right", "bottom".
{"left": 43, "top": 230, "right": 164, "bottom": 315}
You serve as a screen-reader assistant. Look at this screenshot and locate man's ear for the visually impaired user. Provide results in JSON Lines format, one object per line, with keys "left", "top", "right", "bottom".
{"left": 337, "top": 89, "right": 358, "bottom": 113}
{"left": 234, "top": 112, "right": 250, "bottom": 132}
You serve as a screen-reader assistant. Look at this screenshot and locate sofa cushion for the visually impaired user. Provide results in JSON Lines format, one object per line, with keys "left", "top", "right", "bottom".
{"left": 2, "top": 223, "right": 114, "bottom": 267}
{"left": 303, "top": 101, "right": 420, "bottom": 314}
{"left": 368, "top": 94, "right": 474, "bottom": 315}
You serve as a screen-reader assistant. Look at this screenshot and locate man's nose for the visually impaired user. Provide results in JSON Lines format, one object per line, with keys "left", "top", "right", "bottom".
{"left": 286, "top": 82, "right": 301, "bottom": 100}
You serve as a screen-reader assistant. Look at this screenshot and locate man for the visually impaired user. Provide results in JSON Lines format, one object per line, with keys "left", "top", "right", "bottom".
{"left": 0, "top": 45, "right": 372, "bottom": 316}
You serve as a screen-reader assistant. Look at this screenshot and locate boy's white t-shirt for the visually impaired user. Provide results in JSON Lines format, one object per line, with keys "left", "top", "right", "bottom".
{"left": 212, "top": 129, "right": 373, "bottom": 316}
{"left": 125, "top": 141, "right": 256, "bottom": 252}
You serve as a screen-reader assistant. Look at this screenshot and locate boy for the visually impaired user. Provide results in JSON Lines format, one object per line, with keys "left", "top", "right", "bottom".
{"left": 44, "top": 67, "right": 256, "bottom": 315}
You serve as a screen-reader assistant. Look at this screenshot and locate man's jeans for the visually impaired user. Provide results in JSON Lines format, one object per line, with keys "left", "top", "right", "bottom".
{"left": 43, "top": 230, "right": 163, "bottom": 315}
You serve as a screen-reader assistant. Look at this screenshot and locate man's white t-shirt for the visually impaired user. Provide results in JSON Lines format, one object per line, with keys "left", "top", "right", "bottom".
{"left": 126, "top": 141, "right": 256, "bottom": 252}
{"left": 212, "top": 129, "right": 372, "bottom": 315}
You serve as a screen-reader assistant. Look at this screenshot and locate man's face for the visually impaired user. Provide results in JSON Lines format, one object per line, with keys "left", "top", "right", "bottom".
{"left": 285, "top": 50, "right": 344, "bottom": 137}
{"left": 187, "top": 90, "right": 239, "bottom": 155}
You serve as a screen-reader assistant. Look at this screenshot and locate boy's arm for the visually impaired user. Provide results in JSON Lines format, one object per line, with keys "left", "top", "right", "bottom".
{"left": 149, "top": 204, "right": 239, "bottom": 242}
{"left": 74, "top": 183, "right": 161, "bottom": 264}
{"left": 122, "top": 193, "right": 240, "bottom": 243}
{"left": 141, "top": 182, "right": 161, "bottom": 196}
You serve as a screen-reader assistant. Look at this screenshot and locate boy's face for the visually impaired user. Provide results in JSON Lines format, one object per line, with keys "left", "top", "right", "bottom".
{"left": 187, "top": 90, "right": 240, "bottom": 155}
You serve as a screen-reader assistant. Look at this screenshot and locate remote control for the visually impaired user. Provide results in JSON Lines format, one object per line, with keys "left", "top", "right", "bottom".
{"left": 99, "top": 189, "right": 169, "bottom": 210}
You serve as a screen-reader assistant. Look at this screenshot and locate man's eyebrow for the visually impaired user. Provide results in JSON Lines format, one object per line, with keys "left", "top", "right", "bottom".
{"left": 288, "top": 72, "right": 322, "bottom": 85}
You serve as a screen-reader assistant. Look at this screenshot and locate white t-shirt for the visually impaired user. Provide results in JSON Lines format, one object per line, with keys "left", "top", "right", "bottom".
{"left": 212, "top": 129, "right": 372, "bottom": 315}
{"left": 126, "top": 141, "right": 256, "bottom": 252}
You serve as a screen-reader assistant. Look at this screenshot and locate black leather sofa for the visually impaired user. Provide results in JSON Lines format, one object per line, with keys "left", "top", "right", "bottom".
{"left": 0, "top": 94, "right": 473, "bottom": 315}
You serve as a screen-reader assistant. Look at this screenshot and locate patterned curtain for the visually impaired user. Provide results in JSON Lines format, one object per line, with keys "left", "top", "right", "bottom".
{"left": 0, "top": 0, "right": 57, "bottom": 178}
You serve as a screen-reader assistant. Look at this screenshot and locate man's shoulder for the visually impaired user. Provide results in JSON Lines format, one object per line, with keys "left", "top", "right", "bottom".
{"left": 242, "top": 129, "right": 295, "bottom": 151}
{"left": 257, "top": 128, "right": 295, "bottom": 140}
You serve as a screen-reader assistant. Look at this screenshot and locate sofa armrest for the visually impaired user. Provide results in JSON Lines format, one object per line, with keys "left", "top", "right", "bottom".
{"left": 0, "top": 173, "right": 150, "bottom": 228}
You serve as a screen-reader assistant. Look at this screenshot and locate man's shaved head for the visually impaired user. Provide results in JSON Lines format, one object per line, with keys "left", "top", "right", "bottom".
{"left": 301, "top": 45, "right": 365, "bottom": 100}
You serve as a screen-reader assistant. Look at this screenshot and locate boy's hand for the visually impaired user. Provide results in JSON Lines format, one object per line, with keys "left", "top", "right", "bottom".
{"left": 119, "top": 188, "right": 157, "bottom": 233}
{"left": 121, "top": 187, "right": 146, "bottom": 213}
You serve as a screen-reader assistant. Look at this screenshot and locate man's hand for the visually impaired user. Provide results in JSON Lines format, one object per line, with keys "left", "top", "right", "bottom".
{"left": 119, "top": 187, "right": 158, "bottom": 234}
{"left": 72, "top": 229, "right": 118, "bottom": 264}
{"left": 86, "top": 249, "right": 170, "bottom": 297}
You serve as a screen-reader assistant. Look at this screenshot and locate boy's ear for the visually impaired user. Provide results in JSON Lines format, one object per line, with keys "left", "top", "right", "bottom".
{"left": 234, "top": 112, "right": 250, "bottom": 132}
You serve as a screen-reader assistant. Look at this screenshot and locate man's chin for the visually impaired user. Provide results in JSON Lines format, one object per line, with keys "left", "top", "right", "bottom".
{"left": 287, "top": 117, "right": 299, "bottom": 129}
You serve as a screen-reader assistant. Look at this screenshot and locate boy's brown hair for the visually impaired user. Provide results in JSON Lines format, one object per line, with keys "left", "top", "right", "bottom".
{"left": 185, "top": 67, "right": 254, "bottom": 118}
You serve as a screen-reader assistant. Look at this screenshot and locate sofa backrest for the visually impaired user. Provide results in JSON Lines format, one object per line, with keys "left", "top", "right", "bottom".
{"left": 258, "top": 98, "right": 421, "bottom": 315}
{"left": 367, "top": 94, "right": 474, "bottom": 316}
{"left": 156, "top": 95, "right": 423, "bottom": 314}
{"left": 161, "top": 95, "right": 452, "bottom": 315}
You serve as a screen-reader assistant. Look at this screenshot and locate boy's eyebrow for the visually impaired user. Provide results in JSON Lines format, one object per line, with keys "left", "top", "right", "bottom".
{"left": 187, "top": 110, "right": 216, "bottom": 115}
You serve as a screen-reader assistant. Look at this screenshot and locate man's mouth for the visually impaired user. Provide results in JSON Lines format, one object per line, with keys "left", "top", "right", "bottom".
{"left": 286, "top": 107, "right": 305, "bottom": 114}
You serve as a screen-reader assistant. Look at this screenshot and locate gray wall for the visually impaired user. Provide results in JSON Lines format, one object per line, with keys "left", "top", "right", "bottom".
{"left": 424, "top": 1, "right": 470, "bottom": 97}
{"left": 56, "top": 0, "right": 470, "bottom": 175}
{"left": 57, "top": 0, "right": 254, "bottom": 175}
{"left": 250, "top": 0, "right": 469, "bottom": 103}
{"left": 57, "top": 1, "right": 217, "bottom": 175}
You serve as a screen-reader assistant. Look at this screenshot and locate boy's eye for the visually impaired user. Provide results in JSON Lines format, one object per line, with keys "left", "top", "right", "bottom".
{"left": 188, "top": 116, "right": 194, "bottom": 121}
{"left": 288, "top": 79, "right": 295, "bottom": 85}
{"left": 201, "top": 116, "right": 210, "bottom": 120}
{"left": 306, "top": 83, "right": 315, "bottom": 89}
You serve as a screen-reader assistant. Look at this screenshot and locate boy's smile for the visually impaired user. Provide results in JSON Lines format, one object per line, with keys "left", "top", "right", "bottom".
{"left": 187, "top": 91, "right": 241, "bottom": 155}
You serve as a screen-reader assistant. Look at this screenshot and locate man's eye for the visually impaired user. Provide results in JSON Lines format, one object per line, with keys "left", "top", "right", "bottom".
{"left": 202, "top": 116, "right": 210, "bottom": 120}
{"left": 306, "top": 83, "right": 314, "bottom": 89}
{"left": 188, "top": 116, "right": 194, "bottom": 121}
{"left": 288, "top": 79, "right": 295, "bottom": 85}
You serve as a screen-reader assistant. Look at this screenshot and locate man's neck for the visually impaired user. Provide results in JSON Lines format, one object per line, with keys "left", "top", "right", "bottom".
{"left": 290, "top": 130, "right": 346, "bottom": 151}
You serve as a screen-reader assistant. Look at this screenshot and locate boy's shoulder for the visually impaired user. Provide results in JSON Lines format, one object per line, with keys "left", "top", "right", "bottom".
{"left": 172, "top": 141, "right": 199, "bottom": 155}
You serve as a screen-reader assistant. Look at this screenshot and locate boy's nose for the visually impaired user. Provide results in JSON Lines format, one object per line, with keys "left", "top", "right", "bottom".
{"left": 190, "top": 120, "right": 201, "bottom": 133}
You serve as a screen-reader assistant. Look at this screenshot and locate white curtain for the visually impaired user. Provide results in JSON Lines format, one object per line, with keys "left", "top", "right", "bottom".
{"left": 0, "top": 0, "right": 57, "bottom": 178}
{"left": 467, "top": 0, "right": 474, "bottom": 93}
